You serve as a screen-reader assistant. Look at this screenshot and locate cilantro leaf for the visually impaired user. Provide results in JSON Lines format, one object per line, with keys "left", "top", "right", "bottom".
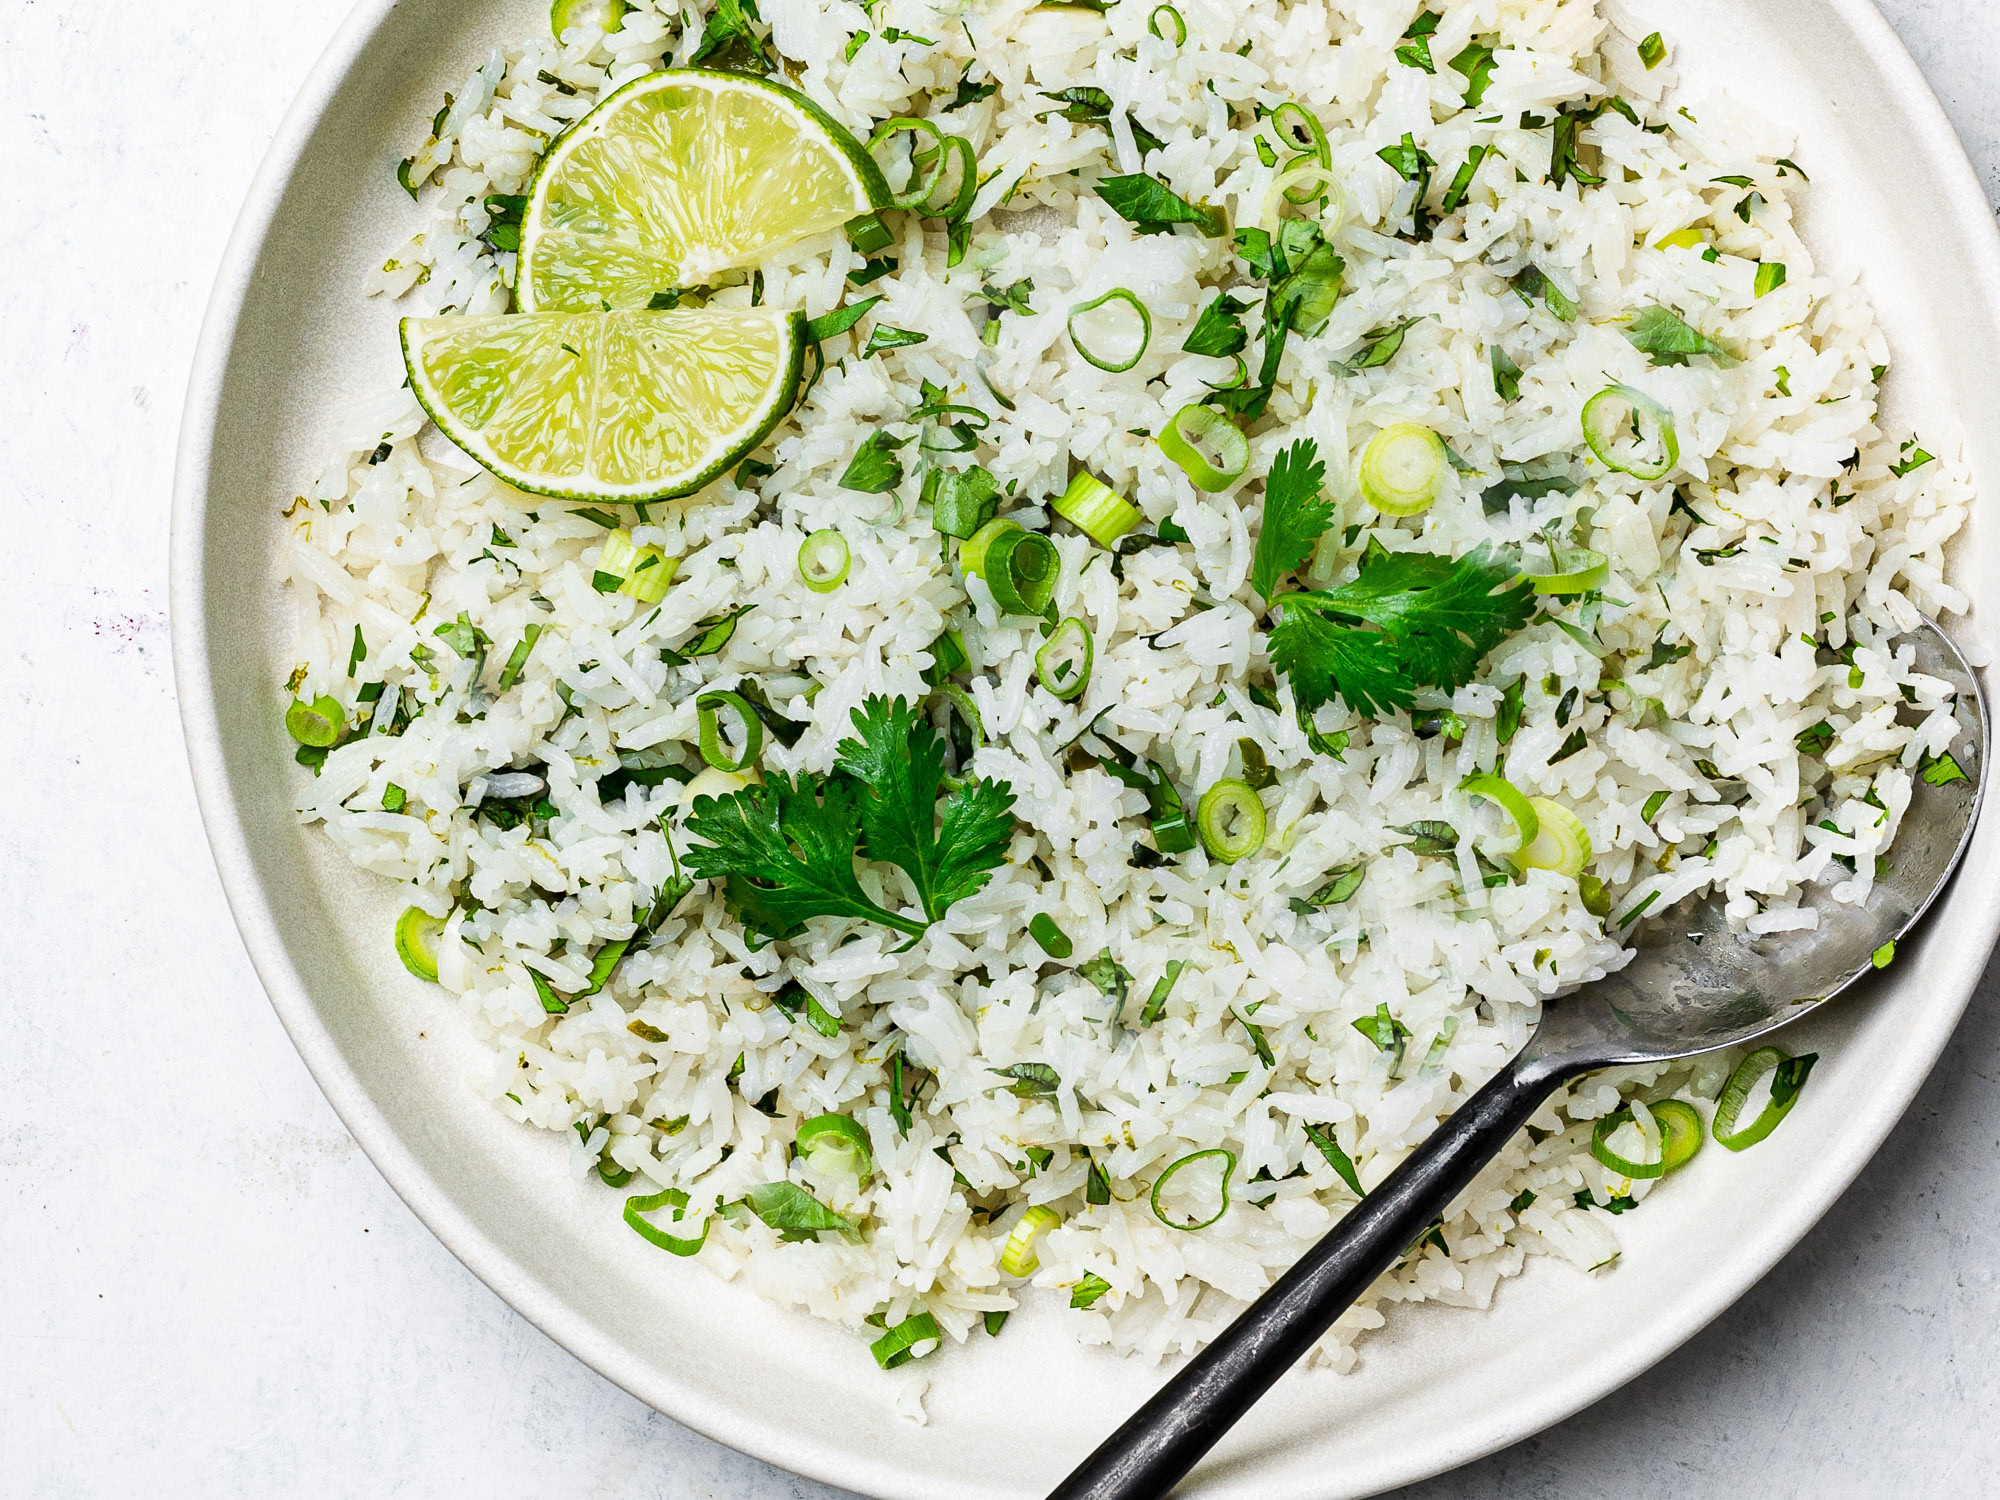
{"left": 689, "top": 0, "right": 771, "bottom": 72}
{"left": 944, "top": 71, "right": 997, "bottom": 111}
{"left": 1268, "top": 544, "right": 1534, "bottom": 719}
{"left": 1183, "top": 291, "right": 1252, "bottom": 357}
{"left": 684, "top": 773, "right": 923, "bottom": 940}
{"left": 839, "top": 430, "right": 909, "bottom": 492}
{"left": 1622, "top": 305, "right": 1736, "bottom": 367}
{"left": 1330, "top": 317, "right": 1423, "bottom": 376}
{"left": 1038, "top": 88, "right": 1165, "bottom": 155}
{"left": 833, "top": 696, "right": 1017, "bottom": 924}
{"left": 1450, "top": 42, "right": 1497, "bottom": 108}
{"left": 1251, "top": 439, "right": 1333, "bottom": 600}
{"left": 805, "top": 294, "right": 883, "bottom": 344}
{"left": 684, "top": 697, "right": 1016, "bottom": 942}
{"left": 741, "top": 1181, "right": 855, "bottom": 1239}
{"left": 1095, "top": 172, "right": 1227, "bottom": 236}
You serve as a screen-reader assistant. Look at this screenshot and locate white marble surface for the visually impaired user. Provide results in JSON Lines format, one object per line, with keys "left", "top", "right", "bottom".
{"left": 8, "top": 1, "right": 2000, "bottom": 1495}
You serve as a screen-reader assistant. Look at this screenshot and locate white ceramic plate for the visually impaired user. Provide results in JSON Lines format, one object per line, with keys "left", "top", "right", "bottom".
{"left": 173, "top": 2, "right": 2000, "bottom": 1494}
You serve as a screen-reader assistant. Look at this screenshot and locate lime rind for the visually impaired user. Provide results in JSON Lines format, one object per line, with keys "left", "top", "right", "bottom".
{"left": 402, "top": 306, "right": 805, "bottom": 503}
{"left": 518, "top": 68, "right": 892, "bottom": 313}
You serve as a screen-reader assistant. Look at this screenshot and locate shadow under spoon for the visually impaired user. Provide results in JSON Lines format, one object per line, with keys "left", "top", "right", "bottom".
{"left": 1048, "top": 620, "right": 1987, "bottom": 1500}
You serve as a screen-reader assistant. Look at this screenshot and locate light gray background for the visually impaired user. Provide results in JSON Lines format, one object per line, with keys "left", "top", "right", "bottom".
{"left": 7, "top": 1, "right": 1998, "bottom": 1495}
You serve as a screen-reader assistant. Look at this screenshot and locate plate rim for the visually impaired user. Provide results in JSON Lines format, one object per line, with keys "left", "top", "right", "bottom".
{"left": 169, "top": 1, "right": 2000, "bottom": 1495}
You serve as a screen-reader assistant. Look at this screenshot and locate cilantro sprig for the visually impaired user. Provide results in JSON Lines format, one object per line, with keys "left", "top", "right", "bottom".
{"left": 683, "top": 696, "right": 1016, "bottom": 942}
{"left": 1268, "top": 542, "right": 1534, "bottom": 720}
{"left": 1251, "top": 439, "right": 1333, "bottom": 600}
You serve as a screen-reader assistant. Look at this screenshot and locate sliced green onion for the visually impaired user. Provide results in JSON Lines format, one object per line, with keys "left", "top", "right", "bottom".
{"left": 598, "top": 528, "right": 679, "bottom": 604}
{"left": 394, "top": 906, "right": 445, "bottom": 982}
{"left": 1157, "top": 404, "right": 1249, "bottom": 492}
{"left": 1713, "top": 1047, "right": 1818, "bottom": 1150}
{"left": 1067, "top": 289, "right": 1152, "bottom": 373}
{"left": 1513, "top": 797, "right": 1591, "bottom": 875}
{"left": 1196, "top": 779, "right": 1268, "bottom": 863}
{"left": 796, "top": 1113, "right": 873, "bottom": 1179}
{"left": 870, "top": 1311, "right": 942, "bottom": 1369}
{"left": 796, "top": 529, "right": 851, "bottom": 593}
{"left": 923, "top": 134, "right": 978, "bottom": 220}
{"left": 1029, "top": 912, "right": 1073, "bottom": 959}
{"left": 999, "top": 1203, "right": 1060, "bottom": 1276}
{"left": 1035, "top": 617, "right": 1094, "bottom": 701}
{"left": 1052, "top": 471, "right": 1141, "bottom": 548}
{"left": 1270, "top": 102, "right": 1331, "bottom": 170}
{"left": 1525, "top": 546, "right": 1609, "bottom": 595}
{"left": 961, "top": 518, "right": 1060, "bottom": 616}
{"left": 1460, "top": 773, "right": 1539, "bottom": 854}
{"left": 868, "top": 116, "right": 947, "bottom": 209}
{"left": 1147, "top": 2, "right": 1185, "bottom": 43}
{"left": 697, "top": 690, "right": 764, "bottom": 772}
{"left": 923, "top": 627, "right": 969, "bottom": 685}
{"left": 285, "top": 695, "right": 345, "bottom": 748}
{"left": 624, "top": 1187, "right": 710, "bottom": 1257}
{"left": 1582, "top": 384, "right": 1681, "bottom": 481}
{"left": 1149, "top": 1147, "right": 1236, "bottom": 1231}
{"left": 1649, "top": 1099, "right": 1705, "bottom": 1172}
{"left": 936, "top": 682, "right": 985, "bottom": 755}
{"left": 1359, "top": 422, "right": 1447, "bottom": 515}
{"left": 1589, "top": 1105, "right": 1666, "bottom": 1180}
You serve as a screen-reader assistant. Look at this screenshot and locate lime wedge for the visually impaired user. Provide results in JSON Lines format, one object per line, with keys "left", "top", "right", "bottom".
{"left": 518, "top": 68, "right": 891, "bottom": 312}
{"left": 402, "top": 307, "right": 804, "bottom": 501}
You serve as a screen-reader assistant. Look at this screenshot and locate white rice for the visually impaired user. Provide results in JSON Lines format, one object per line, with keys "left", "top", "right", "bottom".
{"left": 284, "top": 0, "right": 1972, "bottom": 1400}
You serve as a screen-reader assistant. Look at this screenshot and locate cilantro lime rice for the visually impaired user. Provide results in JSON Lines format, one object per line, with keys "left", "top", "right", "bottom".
{"left": 281, "top": 0, "right": 1973, "bottom": 1406}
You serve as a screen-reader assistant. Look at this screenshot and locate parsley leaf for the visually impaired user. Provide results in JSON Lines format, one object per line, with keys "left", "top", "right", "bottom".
{"left": 1268, "top": 543, "right": 1534, "bottom": 719}
{"left": 1094, "top": 172, "right": 1227, "bottom": 237}
{"left": 1251, "top": 438, "right": 1333, "bottom": 600}
{"left": 1622, "top": 306, "right": 1736, "bottom": 367}
{"left": 833, "top": 697, "right": 1017, "bottom": 924}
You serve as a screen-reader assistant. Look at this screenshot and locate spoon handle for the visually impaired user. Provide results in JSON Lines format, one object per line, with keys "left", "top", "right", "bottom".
{"left": 1046, "top": 1050, "right": 1578, "bottom": 1500}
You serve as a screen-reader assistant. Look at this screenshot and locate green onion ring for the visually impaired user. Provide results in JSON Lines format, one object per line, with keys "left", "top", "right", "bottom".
{"left": 962, "top": 518, "right": 1060, "bottom": 616}
{"left": 1067, "top": 288, "right": 1153, "bottom": 373}
{"left": 697, "top": 689, "right": 764, "bottom": 771}
{"left": 1713, "top": 1046, "right": 1818, "bottom": 1150}
{"left": 1204, "top": 353, "right": 1250, "bottom": 391}
{"left": 1157, "top": 404, "right": 1250, "bottom": 491}
{"left": 1649, "top": 1098, "right": 1705, "bottom": 1172}
{"left": 1261, "top": 164, "right": 1346, "bottom": 230}
{"left": 922, "top": 133, "right": 978, "bottom": 220}
{"left": 1359, "top": 421, "right": 1446, "bottom": 515}
{"left": 1196, "top": 779, "right": 1268, "bottom": 863}
{"left": 1150, "top": 1147, "right": 1237, "bottom": 1231}
{"left": 1051, "top": 472, "right": 1141, "bottom": 548}
{"left": 394, "top": 906, "right": 445, "bottom": 982}
{"left": 1460, "top": 772, "right": 1540, "bottom": 853}
{"left": 1035, "top": 617, "right": 1095, "bottom": 701}
{"left": 1270, "top": 102, "right": 1331, "bottom": 169}
{"left": 1582, "top": 383, "right": 1681, "bottom": 481}
{"left": 1589, "top": 1106, "right": 1667, "bottom": 1180}
{"left": 867, "top": 116, "right": 948, "bottom": 209}
{"left": 999, "top": 1204, "right": 1060, "bottom": 1275}
{"left": 624, "top": 1187, "right": 710, "bottom": 1257}
{"left": 936, "top": 682, "right": 986, "bottom": 753}
{"left": 1512, "top": 796, "right": 1592, "bottom": 875}
{"left": 869, "top": 1311, "right": 942, "bottom": 1369}
{"left": 796, "top": 1113, "right": 873, "bottom": 1178}
{"left": 797, "top": 529, "right": 851, "bottom": 593}
{"left": 1147, "top": 2, "right": 1185, "bottom": 44}
{"left": 285, "top": 695, "right": 345, "bottom": 748}
{"left": 1525, "top": 545, "right": 1609, "bottom": 595}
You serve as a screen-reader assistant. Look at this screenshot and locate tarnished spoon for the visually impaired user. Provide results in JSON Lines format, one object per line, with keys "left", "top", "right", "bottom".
{"left": 1050, "top": 619, "right": 1986, "bottom": 1500}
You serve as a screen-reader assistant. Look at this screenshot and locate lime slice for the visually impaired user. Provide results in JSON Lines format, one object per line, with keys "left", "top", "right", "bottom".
{"left": 517, "top": 68, "right": 891, "bottom": 312}
{"left": 402, "top": 307, "right": 804, "bottom": 501}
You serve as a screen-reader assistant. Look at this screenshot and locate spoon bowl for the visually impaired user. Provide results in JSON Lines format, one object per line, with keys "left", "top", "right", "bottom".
{"left": 1051, "top": 620, "right": 1986, "bottom": 1500}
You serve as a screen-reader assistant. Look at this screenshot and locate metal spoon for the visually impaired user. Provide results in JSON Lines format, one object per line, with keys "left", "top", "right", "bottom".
{"left": 1050, "top": 620, "right": 1986, "bottom": 1500}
